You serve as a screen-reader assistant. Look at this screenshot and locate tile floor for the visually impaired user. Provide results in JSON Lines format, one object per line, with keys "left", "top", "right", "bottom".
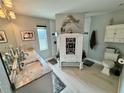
{"left": 48, "top": 62, "right": 119, "bottom": 93}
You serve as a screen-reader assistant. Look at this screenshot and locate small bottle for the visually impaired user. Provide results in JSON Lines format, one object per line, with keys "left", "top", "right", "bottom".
{"left": 20, "top": 50, "right": 25, "bottom": 61}
{"left": 16, "top": 48, "right": 21, "bottom": 55}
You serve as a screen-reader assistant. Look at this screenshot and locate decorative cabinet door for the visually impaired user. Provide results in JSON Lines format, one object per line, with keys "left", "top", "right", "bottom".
{"left": 114, "top": 28, "right": 124, "bottom": 43}
{"left": 59, "top": 33, "right": 83, "bottom": 63}
{"left": 104, "top": 26, "right": 115, "bottom": 42}
{"left": 104, "top": 24, "right": 124, "bottom": 43}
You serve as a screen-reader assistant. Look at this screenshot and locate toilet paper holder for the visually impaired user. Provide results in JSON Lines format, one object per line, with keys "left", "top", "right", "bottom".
{"left": 118, "top": 58, "right": 124, "bottom": 65}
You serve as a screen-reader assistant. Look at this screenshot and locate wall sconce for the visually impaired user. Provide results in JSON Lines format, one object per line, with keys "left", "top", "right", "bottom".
{"left": 3, "top": 0, "right": 12, "bottom": 8}
{"left": 0, "top": 9, "right": 6, "bottom": 18}
{"left": 0, "top": 0, "right": 16, "bottom": 20}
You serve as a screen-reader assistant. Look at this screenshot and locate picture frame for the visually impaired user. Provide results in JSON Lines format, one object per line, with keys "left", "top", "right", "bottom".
{"left": 21, "top": 31, "right": 35, "bottom": 41}
{"left": 0, "top": 31, "right": 7, "bottom": 43}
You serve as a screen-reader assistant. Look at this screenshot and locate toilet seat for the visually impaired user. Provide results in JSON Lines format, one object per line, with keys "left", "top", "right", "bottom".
{"left": 103, "top": 60, "right": 115, "bottom": 68}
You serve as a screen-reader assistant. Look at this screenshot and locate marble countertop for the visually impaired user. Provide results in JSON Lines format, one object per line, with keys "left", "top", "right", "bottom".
{"left": 14, "top": 50, "right": 52, "bottom": 89}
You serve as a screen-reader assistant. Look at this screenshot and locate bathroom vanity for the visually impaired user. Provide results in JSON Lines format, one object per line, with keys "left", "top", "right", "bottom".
{"left": 1, "top": 50, "right": 53, "bottom": 93}
{"left": 14, "top": 50, "right": 53, "bottom": 93}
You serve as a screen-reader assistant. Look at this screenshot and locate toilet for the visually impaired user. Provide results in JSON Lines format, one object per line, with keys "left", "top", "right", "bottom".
{"left": 101, "top": 50, "right": 119, "bottom": 76}
{"left": 101, "top": 59, "right": 115, "bottom": 76}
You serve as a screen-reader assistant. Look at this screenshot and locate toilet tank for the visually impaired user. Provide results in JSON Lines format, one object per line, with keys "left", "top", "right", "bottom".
{"left": 104, "top": 53, "right": 119, "bottom": 62}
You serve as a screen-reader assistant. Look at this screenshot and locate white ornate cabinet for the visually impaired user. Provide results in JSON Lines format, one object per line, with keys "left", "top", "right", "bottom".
{"left": 58, "top": 33, "right": 83, "bottom": 69}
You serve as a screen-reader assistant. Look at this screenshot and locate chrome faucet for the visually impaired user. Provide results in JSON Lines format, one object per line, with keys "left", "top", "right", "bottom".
{"left": 16, "top": 48, "right": 27, "bottom": 71}
{"left": 5, "top": 53, "right": 14, "bottom": 64}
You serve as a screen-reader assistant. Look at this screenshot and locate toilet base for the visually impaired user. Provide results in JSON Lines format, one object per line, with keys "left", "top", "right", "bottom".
{"left": 101, "top": 67, "right": 110, "bottom": 76}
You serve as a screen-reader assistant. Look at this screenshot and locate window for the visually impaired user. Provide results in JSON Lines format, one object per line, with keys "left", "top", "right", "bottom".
{"left": 37, "top": 26, "right": 48, "bottom": 51}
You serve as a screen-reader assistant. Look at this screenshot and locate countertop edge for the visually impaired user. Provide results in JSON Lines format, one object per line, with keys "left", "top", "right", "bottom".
{"left": 15, "top": 70, "right": 53, "bottom": 90}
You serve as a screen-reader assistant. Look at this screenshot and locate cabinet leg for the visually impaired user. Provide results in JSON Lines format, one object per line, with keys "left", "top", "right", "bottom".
{"left": 79, "top": 62, "right": 83, "bottom": 70}
{"left": 59, "top": 61, "right": 62, "bottom": 69}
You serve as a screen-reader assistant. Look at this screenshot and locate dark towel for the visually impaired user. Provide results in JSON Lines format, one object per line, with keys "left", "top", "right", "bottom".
{"left": 90, "top": 30, "right": 97, "bottom": 49}
{"left": 82, "top": 50, "right": 86, "bottom": 60}
{"left": 83, "top": 59, "right": 94, "bottom": 67}
{"left": 48, "top": 58, "right": 58, "bottom": 65}
{"left": 56, "top": 52, "right": 60, "bottom": 58}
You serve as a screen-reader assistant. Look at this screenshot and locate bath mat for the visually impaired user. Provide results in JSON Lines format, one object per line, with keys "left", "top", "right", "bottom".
{"left": 53, "top": 73, "right": 66, "bottom": 93}
{"left": 48, "top": 58, "right": 58, "bottom": 65}
{"left": 83, "top": 59, "right": 94, "bottom": 67}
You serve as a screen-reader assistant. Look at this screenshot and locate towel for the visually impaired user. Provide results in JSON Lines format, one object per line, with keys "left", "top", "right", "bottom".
{"left": 90, "top": 30, "right": 97, "bottom": 49}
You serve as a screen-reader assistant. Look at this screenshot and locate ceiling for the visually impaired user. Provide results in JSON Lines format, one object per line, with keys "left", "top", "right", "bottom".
{"left": 13, "top": 0, "right": 124, "bottom": 19}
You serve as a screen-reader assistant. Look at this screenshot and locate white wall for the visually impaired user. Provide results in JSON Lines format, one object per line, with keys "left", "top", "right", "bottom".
{"left": 83, "top": 16, "right": 91, "bottom": 55}
{"left": 13, "top": 14, "right": 52, "bottom": 58}
{"left": 0, "top": 14, "right": 53, "bottom": 59}
{"left": 49, "top": 20, "right": 57, "bottom": 56}
{"left": 0, "top": 19, "right": 17, "bottom": 53}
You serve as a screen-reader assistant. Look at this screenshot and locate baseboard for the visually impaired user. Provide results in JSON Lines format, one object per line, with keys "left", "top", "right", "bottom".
{"left": 118, "top": 77, "right": 121, "bottom": 93}
{"left": 85, "top": 58, "right": 103, "bottom": 66}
